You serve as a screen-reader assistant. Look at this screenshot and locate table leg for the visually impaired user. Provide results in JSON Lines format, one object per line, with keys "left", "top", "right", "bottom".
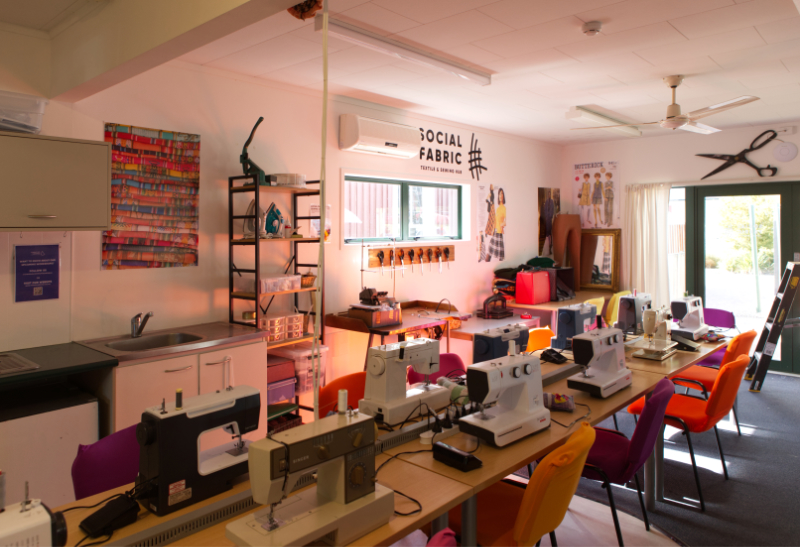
{"left": 643, "top": 391, "right": 656, "bottom": 511}
{"left": 446, "top": 321, "right": 450, "bottom": 353}
{"left": 655, "top": 422, "right": 665, "bottom": 502}
{"left": 431, "top": 512, "right": 448, "bottom": 536}
{"left": 363, "top": 333, "right": 374, "bottom": 371}
{"left": 461, "top": 495, "right": 477, "bottom": 547}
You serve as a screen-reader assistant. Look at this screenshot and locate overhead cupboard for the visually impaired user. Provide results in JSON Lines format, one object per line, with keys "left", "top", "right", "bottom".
{"left": 0, "top": 131, "right": 111, "bottom": 231}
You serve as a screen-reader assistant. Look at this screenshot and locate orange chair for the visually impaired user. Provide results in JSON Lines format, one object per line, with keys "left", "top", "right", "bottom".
{"left": 627, "top": 355, "right": 749, "bottom": 511}
{"left": 317, "top": 371, "right": 366, "bottom": 419}
{"left": 672, "top": 330, "right": 757, "bottom": 435}
{"left": 446, "top": 423, "right": 596, "bottom": 546}
{"left": 527, "top": 327, "right": 555, "bottom": 352}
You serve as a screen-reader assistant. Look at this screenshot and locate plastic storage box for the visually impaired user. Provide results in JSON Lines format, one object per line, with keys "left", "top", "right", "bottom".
{"left": 0, "top": 90, "right": 48, "bottom": 134}
{"left": 270, "top": 342, "right": 329, "bottom": 394}
{"left": 267, "top": 378, "right": 296, "bottom": 404}
{"left": 261, "top": 275, "right": 302, "bottom": 293}
{"left": 516, "top": 270, "right": 551, "bottom": 305}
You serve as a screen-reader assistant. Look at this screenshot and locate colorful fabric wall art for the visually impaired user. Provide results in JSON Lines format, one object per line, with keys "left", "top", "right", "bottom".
{"left": 103, "top": 123, "right": 200, "bottom": 269}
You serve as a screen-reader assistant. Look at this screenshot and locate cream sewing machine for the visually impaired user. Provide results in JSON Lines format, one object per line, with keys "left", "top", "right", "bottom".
{"left": 459, "top": 341, "right": 550, "bottom": 447}
{"left": 358, "top": 338, "right": 451, "bottom": 426}
{"left": 671, "top": 295, "right": 709, "bottom": 340}
{"left": 226, "top": 412, "right": 394, "bottom": 546}
{"left": 567, "top": 327, "right": 632, "bottom": 398}
{"left": 630, "top": 307, "right": 678, "bottom": 361}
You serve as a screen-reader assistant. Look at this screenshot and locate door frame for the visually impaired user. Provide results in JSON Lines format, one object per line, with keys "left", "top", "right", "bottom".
{"left": 686, "top": 182, "right": 794, "bottom": 372}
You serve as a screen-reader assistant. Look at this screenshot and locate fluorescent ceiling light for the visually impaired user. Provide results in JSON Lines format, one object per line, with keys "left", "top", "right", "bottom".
{"left": 314, "top": 15, "right": 491, "bottom": 86}
{"left": 566, "top": 106, "right": 641, "bottom": 138}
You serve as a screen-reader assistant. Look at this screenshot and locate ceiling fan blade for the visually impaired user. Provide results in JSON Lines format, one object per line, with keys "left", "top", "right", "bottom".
{"left": 570, "top": 122, "right": 658, "bottom": 130}
{"left": 679, "top": 121, "right": 720, "bottom": 135}
{"left": 687, "top": 96, "right": 759, "bottom": 121}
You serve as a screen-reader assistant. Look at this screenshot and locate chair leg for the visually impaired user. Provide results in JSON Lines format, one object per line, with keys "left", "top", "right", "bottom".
{"left": 633, "top": 414, "right": 638, "bottom": 425}
{"left": 613, "top": 413, "right": 619, "bottom": 431}
{"left": 634, "top": 473, "right": 650, "bottom": 531}
{"left": 603, "top": 481, "right": 625, "bottom": 547}
{"left": 732, "top": 404, "right": 742, "bottom": 436}
{"left": 550, "top": 531, "right": 558, "bottom": 547}
{"left": 714, "top": 425, "right": 729, "bottom": 480}
{"left": 684, "top": 429, "right": 705, "bottom": 512}
{"left": 527, "top": 463, "right": 534, "bottom": 478}
{"left": 536, "top": 540, "right": 541, "bottom": 547}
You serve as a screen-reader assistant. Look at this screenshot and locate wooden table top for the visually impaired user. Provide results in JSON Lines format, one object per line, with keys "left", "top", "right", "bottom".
{"left": 507, "top": 290, "right": 613, "bottom": 312}
{"left": 56, "top": 454, "right": 473, "bottom": 547}
{"left": 386, "top": 370, "right": 664, "bottom": 492}
{"left": 624, "top": 338, "right": 727, "bottom": 377}
{"left": 449, "top": 313, "right": 540, "bottom": 341}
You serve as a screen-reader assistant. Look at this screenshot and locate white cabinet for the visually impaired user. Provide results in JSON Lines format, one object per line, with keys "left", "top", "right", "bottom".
{"left": 0, "top": 131, "right": 111, "bottom": 231}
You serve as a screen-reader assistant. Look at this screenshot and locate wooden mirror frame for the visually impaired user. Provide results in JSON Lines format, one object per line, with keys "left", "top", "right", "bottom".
{"left": 580, "top": 228, "right": 621, "bottom": 293}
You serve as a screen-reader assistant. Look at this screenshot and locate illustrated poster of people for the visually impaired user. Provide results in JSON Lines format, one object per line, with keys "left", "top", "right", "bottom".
{"left": 573, "top": 161, "right": 619, "bottom": 229}
{"left": 538, "top": 188, "right": 560, "bottom": 256}
{"left": 476, "top": 184, "right": 506, "bottom": 262}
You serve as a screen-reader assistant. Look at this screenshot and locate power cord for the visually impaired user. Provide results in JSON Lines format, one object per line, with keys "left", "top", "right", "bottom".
{"left": 75, "top": 533, "right": 112, "bottom": 547}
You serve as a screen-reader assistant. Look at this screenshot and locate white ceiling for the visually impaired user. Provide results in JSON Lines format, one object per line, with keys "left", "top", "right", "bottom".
{"left": 0, "top": 0, "right": 89, "bottom": 31}
{"left": 145, "top": 1, "right": 800, "bottom": 142}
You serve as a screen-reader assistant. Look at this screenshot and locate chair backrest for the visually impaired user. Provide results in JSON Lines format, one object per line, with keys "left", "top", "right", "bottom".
{"left": 720, "top": 330, "right": 757, "bottom": 367}
{"left": 605, "top": 290, "right": 631, "bottom": 327}
{"left": 625, "top": 378, "right": 674, "bottom": 479}
{"left": 318, "top": 371, "right": 367, "bottom": 419}
{"left": 584, "top": 297, "right": 606, "bottom": 328}
{"left": 703, "top": 308, "right": 736, "bottom": 329}
{"left": 407, "top": 353, "right": 465, "bottom": 385}
{"left": 705, "top": 355, "right": 749, "bottom": 422}
{"left": 513, "top": 423, "right": 596, "bottom": 545}
{"left": 527, "top": 327, "right": 555, "bottom": 352}
{"left": 72, "top": 425, "right": 139, "bottom": 500}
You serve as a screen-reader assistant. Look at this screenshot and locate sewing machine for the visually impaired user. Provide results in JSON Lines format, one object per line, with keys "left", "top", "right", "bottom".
{"left": 136, "top": 385, "right": 260, "bottom": 516}
{"left": 459, "top": 342, "right": 550, "bottom": 447}
{"left": 567, "top": 327, "right": 632, "bottom": 398}
{"left": 0, "top": 484, "right": 67, "bottom": 547}
{"left": 551, "top": 303, "right": 597, "bottom": 350}
{"left": 671, "top": 296, "right": 709, "bottom": 340}
{"left": 630, "top": 307, "right": 678, "bottom": 361}
{"left": 359, "top": 338, "right": 451, "bottom": 426}
{"left": 615, "top": 293, "right": 652, "bottom": 334}
{"left": 225, "top": 412, "right": 394, "bottom": 546}
{"left": 473, "top": 323, "right": 530, "bottom": 363}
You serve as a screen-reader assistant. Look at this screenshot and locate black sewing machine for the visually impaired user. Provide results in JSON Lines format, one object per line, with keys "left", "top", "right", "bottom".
{"left": 359, "top": 287, "right": 396, "bottom": 308}
{"left": 136, "top": 385, "right": 261, "bottom": 516}
{"left": 476, "top": 292, "right": 514, "bottom": 320}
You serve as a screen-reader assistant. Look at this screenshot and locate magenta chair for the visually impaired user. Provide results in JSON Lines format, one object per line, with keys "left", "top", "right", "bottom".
{"left": 581, "top": 378, "right": 674, "bottom": 547}
{"left": 407, "top": 353, "right": 466, "bottom": 384}
{"left": 696, "top": 308, "right": 739, "bottom": 368}
{"left": 72, "top": 425, "right": 140, "bottom": 500}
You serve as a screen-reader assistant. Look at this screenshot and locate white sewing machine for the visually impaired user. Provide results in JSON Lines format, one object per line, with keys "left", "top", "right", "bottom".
{"left": 226, "top": 412, "right": 394, "bottom": 546}
{"left": 630, "top": 307, "right": 678, "bottom": 361}
{"left": 459, "top": 342, "right": 550, "bottom": 447}
{"left": 671, "top": 296, "right": 709, "bottom": 340}
{"left": 359, "top": 338, "right": 451, "bottom": 426}
{"left": 567, "top": 327, "right": 632, "bottom": 398}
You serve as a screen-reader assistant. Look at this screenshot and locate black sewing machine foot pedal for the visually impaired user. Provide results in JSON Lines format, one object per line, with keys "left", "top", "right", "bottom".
{"left": 433, "top": 441, "right": 482, "bottom": 472}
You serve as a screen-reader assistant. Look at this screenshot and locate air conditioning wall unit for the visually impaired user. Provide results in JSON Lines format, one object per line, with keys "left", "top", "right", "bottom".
{"left": 339, "top": 114, "right": 419, "bottom": 159}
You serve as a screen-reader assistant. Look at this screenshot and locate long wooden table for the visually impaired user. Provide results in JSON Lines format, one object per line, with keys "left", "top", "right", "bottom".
{"left": 507, "top": 289, "right": 612, "bottom": 332}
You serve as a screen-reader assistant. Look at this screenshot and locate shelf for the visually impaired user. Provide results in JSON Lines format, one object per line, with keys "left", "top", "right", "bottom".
{"left": 231, "top": 185, "right": 320, "bottom": 194}
{"left": 232, "top": 237, "right": 320, "bottom": 244}
{"left": 267, "top": 402, "right": 299, "bottom": 421}
{"left": 232, "top": 287, "right": 317, "bottom": 300}
{"left": 267, "top": 333, "right": 316, "bottom": 349}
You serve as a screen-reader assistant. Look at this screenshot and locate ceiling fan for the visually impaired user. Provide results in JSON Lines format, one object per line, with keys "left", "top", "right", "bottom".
{"left": 571, "top": 75, "right": 760, "bottom": 135}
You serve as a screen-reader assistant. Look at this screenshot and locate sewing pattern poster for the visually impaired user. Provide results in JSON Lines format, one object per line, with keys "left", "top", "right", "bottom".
{"left": 476, "top": 183, "right": 507, "bottom": 263}
{"left": 574, "top": 161, "right": 619, "bottom": 229}
{"left": 538, "top": 188, "right": 560, "bottom": 257}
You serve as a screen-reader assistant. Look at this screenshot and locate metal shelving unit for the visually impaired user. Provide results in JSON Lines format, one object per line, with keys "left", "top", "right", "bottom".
{"left": 227, "top": 174, "right": 324, "bottom": 346}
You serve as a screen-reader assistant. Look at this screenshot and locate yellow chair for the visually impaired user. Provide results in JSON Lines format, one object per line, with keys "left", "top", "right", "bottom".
{"left": 605, "top": 290, "right": 631, "bottom": 327}
{"left": 584, "top": 296, "right": 606, "bottom": 328}
{"left": 527, "top": 327, "right": 555, "bottom": 352}
{"left": 447, "top": 423, "right": 596, "bottom": 546}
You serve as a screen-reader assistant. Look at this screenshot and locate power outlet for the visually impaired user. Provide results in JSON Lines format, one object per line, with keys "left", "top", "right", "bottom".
{"left": 777, "top": 126, "right": 796, "bottom": 135}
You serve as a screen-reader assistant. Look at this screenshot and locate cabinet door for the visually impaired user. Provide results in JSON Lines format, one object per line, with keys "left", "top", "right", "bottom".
{"left": 0, "top": 133, "right": 110, "bottom": 230}
{"left": 114, "top": 355, "right": 198, "bottom": 431}
{"left": 199, "top": 342, "right": 270, "bottom": 443}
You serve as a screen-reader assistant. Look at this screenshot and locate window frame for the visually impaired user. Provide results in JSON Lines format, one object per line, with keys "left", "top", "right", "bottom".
{"left": 343, "top": 175, "right": 463, "bottom": 243}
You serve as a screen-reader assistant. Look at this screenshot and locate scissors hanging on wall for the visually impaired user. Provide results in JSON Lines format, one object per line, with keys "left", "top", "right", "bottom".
{"left": 696, "top": 129, "right": 779, "bottom": 180}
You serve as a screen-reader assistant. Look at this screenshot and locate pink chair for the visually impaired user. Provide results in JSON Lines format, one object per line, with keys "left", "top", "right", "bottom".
{"left": 695, "top": 308, "right": 738, "bottom": 368}
{"left": 407, "top": 353, "right": 466, "bottom": 384}
{"left": 72, "top": 425, "right": 140, "bottom": 500}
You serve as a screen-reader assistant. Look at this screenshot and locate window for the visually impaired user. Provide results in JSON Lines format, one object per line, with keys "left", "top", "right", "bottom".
{"left": 344, "top": 176, "right": 462, "bottom": 242}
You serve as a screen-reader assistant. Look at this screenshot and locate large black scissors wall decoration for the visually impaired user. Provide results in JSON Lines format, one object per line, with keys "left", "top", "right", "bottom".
{"left": 696, "top": 130, "right": 778, "bottom": 180}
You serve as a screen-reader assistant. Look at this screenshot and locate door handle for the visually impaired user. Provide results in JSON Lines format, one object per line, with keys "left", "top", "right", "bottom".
{"left": 204, "top": 357, "right": 232, "bottom": 366}
{"left": 164, "top": 365, "right": 193, "bottom": 373}
{"left": 28, "top": 215, "right": 57, "bottom": 219}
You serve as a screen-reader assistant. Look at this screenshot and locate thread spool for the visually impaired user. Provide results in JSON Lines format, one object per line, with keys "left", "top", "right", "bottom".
{"left": 176, "top": 388, "right": 183, "bottom": 410}
{"left": 338, "top": 389, "right": 347, "bottom": 414}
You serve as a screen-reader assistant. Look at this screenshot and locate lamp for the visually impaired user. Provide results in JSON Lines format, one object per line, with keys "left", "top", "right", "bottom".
{"left": 566, "top": 106, "right": 641, "bottom": 137}
{"left": 314, "top": 15, "right": 491, "bottom": 86}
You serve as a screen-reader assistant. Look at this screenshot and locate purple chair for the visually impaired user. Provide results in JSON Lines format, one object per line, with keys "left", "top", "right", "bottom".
{"left": 581, "top": 378, "right": 674, "bottom": 547}
{"left": 407, "top": 353, "right": 466, "bottom": 384}
{"left": 72, "top": 425, "right": 140, "bottom": 500}
{"left": 696, "top": 308, "right": 738, "bottom": 368}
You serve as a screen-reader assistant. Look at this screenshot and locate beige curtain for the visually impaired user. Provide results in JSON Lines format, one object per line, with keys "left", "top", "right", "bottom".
{"left": 623, "top": 183, "right": 671, "bottom": 308}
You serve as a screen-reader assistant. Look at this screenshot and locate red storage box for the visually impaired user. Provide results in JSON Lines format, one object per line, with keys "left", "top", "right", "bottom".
{"left": 516, "top": 271, "right": 550, "bottom": 305}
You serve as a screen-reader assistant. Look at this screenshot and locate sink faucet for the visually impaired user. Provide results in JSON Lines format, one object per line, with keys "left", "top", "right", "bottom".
{"left": 131, "top": 312, "right": 154, "bottom": 338}
{"left": 434, "top": 299, "right": 453, "bottom": 315}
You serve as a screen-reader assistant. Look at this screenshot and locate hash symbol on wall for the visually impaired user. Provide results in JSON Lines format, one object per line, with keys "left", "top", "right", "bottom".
{"left": 469, "top": 133, "right": 488, "bottom": 180}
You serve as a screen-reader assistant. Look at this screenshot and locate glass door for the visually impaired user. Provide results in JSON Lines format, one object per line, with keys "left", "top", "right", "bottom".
{"left": 688, "top": 183, "right": 793, "bottom": 372}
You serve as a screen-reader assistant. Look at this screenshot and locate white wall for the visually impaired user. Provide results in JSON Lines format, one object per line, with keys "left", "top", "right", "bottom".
{"left": 0, "top": 61, "right": 564, "bottom": 365}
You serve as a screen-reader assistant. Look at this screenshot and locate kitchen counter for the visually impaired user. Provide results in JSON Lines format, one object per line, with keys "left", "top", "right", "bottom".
{"left": 0, "top": 343, "right": 118, "bottom": 388}
{"left": 77, "top": 321, "right": 264, "bottom": 364}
